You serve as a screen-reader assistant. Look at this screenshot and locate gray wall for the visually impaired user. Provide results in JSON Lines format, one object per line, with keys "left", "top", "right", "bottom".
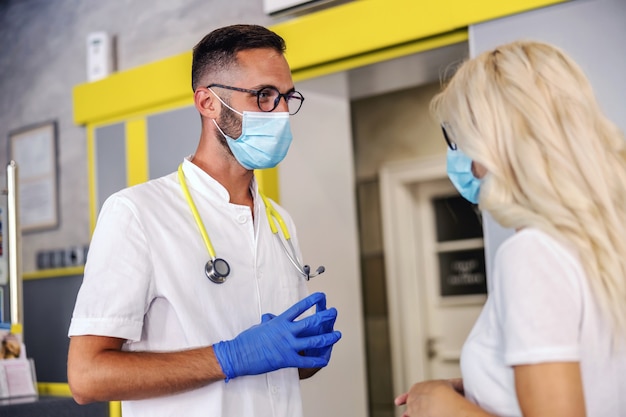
{"left": 0, "top": 0, "right": 282, "bottom": 272}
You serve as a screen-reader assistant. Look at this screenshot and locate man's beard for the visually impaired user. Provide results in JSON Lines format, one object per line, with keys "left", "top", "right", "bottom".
{"left": 215, "top": 105, "right": 242, "bottom": 155}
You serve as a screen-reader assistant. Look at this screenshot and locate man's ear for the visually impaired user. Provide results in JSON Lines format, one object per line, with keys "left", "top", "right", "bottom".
{"left": 194, "top": 87, "right": 219, "bottom": 119}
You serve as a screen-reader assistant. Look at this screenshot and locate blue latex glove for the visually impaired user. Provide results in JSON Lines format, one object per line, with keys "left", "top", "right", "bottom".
{"left": 296, "top": 294, "right": 337, "bottom": 364}
{"left": 213, "top": 292, "right": 341, "bottom": 381}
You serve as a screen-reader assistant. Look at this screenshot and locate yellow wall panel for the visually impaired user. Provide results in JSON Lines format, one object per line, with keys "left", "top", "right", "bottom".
{"left": 87, "top": 125, "right": 98, "bottom": 232}
{"left": 292, "top": 29, "right": 468, "bottom": 82}
{"left": 275, "top": 0, "right": 567, "bottom": 71}
{"left": 256, "top": 167, "right": 280, "bottom": 202}
{"left": 74, "top": 52, "right": 193, "bottom": 125}
{"left": 125, "top": 118, "right": 149, "bottom": 186}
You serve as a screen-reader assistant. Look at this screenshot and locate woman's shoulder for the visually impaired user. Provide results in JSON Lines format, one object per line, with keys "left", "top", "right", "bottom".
{"left": 498, "top": 228, "right": 573, "bottom": 257}
{"left": 495, "top": 228, "right": 582, "bottom": 276}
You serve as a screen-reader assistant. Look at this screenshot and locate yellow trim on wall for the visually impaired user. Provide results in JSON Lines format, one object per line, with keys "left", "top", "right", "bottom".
{"left": 125, "top": 118, "right": 149, "bottom": 186}
{"left": 87, "top": 125, "right": 98, "bottom": 232}
{"left": 273, "top": 0, "right": 568, "bottom": 71}
{"left": 23, "top": 266, "right": 85, "bottom": 280}
{"left": 11, "top": 323, "right": 22, "bottom": 335}
{"left": 37, "top": 382, "right": 72, "bottom": 397}
{"left": 110, "top": 401, "right": 122, "bottom": 417}
{"left": 72, "top": 0, "right": 567, "bottom": 125}
{"left": 292, "top": 29, "right": 468, "bottom": 82}
{"left": 37, "top": 383, "right": 119, "bottom": 417}
{"left": 90, "top": 97, "right": 195, "bottom": 130}
{"left": 74, "top": 52, "right": 193, "bottom": 125}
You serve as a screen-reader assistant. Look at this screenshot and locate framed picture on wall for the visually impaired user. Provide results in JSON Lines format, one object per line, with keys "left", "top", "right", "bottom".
{"left": 8, "top": 121, "right": 59, "bottom": 232}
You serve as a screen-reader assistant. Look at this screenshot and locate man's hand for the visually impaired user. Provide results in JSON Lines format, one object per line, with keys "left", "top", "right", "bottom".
{"left": 297, "top": 293, "right": 337, "bottom": 362}
{"left": 213, "top": 292, "right": 341, "bottom": 381}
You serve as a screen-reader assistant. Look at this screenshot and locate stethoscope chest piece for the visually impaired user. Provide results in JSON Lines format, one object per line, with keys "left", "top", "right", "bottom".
{"left": 205, "top": 258, "right": 230, "bottom": 284}
{"left": 178, "top": 163, "right": 324, "bottom": 284}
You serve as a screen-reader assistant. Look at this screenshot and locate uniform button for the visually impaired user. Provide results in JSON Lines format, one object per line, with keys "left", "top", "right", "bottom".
{"left": 237, "top": 215, "right": 246, "bottom": 224}
{"left": 271, "top": 385, "right": 279, "bottom": 394}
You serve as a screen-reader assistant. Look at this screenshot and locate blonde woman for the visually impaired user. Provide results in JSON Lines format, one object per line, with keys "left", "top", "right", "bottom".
{"left": 395, "top": 41, "right": 626, "bottom": 417}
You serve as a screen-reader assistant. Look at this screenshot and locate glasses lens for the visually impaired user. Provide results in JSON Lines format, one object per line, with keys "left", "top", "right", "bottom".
{"left": 257, "top": 87, "right": 281, "bottom": 112}
{"left": 256, "top": 87, "right": 305, "bottom": 114}
{"left": 287, "top": 91, "right": 304, "bottom": 115}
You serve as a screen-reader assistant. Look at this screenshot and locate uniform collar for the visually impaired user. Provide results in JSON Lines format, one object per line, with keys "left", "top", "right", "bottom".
{"left": 180, "top": 156, "right": 260, "bottom": 209}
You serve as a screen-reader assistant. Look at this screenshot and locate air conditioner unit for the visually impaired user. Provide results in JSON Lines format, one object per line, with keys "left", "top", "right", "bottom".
{"left": 263, "top": 0, "right": 337, "bottom": 16}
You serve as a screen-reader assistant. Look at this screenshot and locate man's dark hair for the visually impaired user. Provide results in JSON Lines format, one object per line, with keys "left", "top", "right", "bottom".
{"left": 191, "top": 24, "right": 286, "bottom": 91}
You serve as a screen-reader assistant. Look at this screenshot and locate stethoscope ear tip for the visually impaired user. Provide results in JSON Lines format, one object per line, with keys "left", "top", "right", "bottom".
{"left": 303, "top": 265, "right": 325, "bottom": 280}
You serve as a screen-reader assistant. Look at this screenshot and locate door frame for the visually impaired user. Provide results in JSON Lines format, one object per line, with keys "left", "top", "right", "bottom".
{"left": 379, "top": 154, "right": 446, "bottom": 395}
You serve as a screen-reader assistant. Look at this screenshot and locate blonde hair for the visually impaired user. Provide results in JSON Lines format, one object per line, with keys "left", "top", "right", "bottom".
{"left": 431, "top": 40, "right": 626, "bottom": 335}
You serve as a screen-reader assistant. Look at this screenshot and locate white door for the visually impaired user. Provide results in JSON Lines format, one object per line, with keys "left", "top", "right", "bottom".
{"left": 413, "top": 179, "right": 485, "bottom": 379}
{"left": 380, "top": 155, "right": 487, "bottom": 393}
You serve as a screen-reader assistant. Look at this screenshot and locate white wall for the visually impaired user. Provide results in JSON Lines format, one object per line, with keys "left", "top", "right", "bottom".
{"left": 281, "top": 71, "right": 369, "bottom": 417}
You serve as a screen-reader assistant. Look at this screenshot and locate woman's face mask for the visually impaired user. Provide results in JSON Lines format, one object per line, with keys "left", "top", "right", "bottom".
{"left": 446, "top": 148, "right": 482, "bottom": 204}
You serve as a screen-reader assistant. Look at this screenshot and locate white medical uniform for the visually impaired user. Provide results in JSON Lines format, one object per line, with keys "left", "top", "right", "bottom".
{"left": 69, "top": 158, "right": 310, "bottom": 417}
{"left": 461, "top": 228, "right": 626, "bottom": 417}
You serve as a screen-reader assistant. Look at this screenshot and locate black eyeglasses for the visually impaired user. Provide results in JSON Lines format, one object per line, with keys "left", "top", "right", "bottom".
{"left": 207, "top": 83, "right": 305, "bottom": 115}
{"left": 441, "top": 123, "right": 457, "bottom": 150}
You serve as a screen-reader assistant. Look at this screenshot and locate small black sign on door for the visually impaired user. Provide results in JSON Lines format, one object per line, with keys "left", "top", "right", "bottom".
{"left": 438, "top": 249, "right": 487, "bottom": 297}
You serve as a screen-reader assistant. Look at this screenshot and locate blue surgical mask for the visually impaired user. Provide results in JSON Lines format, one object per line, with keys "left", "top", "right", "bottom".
{"left": 211, "top": 94, "right": 293, "bottom": 170}
{"left": 447, "top": 148, "right": 481, "bottom": 204}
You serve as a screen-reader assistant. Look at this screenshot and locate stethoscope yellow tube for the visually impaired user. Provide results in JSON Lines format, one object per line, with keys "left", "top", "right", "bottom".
{"left": 177, "top": 163, "right": 324, "bottom": 282}
{"left": 177, "top": 164, "right": 217, "bottom": 260}
{"left": 260, "top": 193, "right": 306, "bottom": 273}
{"left": 259, "top": 193, "right": 291, "bottom": 240}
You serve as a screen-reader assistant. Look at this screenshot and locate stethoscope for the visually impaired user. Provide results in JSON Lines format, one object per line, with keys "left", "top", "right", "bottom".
{"left": 177, "top": 164, "right": 325, "bottom": 284}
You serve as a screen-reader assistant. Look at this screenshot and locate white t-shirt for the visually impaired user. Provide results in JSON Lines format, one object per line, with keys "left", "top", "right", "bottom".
{"left": 69, "top": 158, "right": 310, "bottom": 417}
{"left": 461, "top": 228, "right": 626, "bottom": 417}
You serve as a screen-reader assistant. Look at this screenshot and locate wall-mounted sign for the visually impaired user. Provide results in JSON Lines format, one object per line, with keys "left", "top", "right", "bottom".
{"left": 438, "top": 249, "right": 487, "bottom": 297}
{"left": 86, "top": 31, "right": 114, "bottom": 82}
{"left": 8, "top": 121, "right": 59, "bottom": 233}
